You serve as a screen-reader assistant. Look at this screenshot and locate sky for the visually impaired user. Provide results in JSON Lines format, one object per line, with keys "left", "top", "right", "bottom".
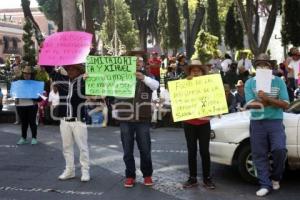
{"left": 0, "top": 0, "right": 39, "bottom": 9}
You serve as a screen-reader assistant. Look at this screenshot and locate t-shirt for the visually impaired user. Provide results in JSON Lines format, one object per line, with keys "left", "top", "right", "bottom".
{"left": 48, "top": 90, "right": 60, "bottom": 106}
{"left": 185, "top": 118, "right": 210, "bottom": 126}
{"left": 288, "top": 59, "right": 300, "bottom": 80}
{"left": 148, "top": 58, "right": 161, "bottom": 76}
{"left": 245, "top": 76, "right": 290, "bottom": 120}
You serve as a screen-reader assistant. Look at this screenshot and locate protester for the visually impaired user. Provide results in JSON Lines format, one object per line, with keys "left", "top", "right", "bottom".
{"left": 237, "top": 52, "right": 252, "bottom": 77}
{"left": 220, "top": 53, "right": 232, "bottom": 76}
{"left": 148, "top": 51, "right": 161, "bottom": 82}
{"left": 287, "top": 48, "right": 300, "bottom": 89}
{"left": 224, "top": 84, "right": 237, "bottom": 113}
{"left": 15, "top": 66, "right": 39, "bottom": 145}
{"left": 48, "top": 84, "right": 60, "bottom": 122}
{"left": 234, "top": 80, "right": 246, "bottom": 111}
{"left": 113, "top": 55, "right": 159, "bottom": 188}
{"left": 182, "top": 59, "right": 216, "bottom": 190}
{"left": 245, "top": 53, "right": 289, "bottom": 197}
{"left": 57, "top": 64, "right": 90, "bottom": 182}
{"left": 176, "top": 54, "right": 188, "bottom": 77}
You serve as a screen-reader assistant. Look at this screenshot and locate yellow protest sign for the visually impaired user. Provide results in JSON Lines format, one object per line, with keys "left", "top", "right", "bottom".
{"left": 168, "top": 74, "right": 228, "bottom": 122}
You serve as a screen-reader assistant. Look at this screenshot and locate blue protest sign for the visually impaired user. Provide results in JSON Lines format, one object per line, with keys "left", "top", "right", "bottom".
{"left": 10, "top": 80, "right": 45, "bottom": 99}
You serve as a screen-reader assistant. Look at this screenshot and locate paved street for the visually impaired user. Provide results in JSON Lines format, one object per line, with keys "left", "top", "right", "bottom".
{"left": 0, "top": 124, "right": 299, "bottom": 200}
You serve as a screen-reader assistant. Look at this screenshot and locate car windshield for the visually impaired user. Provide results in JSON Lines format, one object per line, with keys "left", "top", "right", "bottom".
{"left": 287, "top": 99, "right": 300, "bottom": 114}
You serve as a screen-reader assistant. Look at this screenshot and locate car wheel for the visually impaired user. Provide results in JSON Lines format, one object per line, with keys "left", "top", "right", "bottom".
{"left": 237, "top": 144, "right": 258, "bottom": 183}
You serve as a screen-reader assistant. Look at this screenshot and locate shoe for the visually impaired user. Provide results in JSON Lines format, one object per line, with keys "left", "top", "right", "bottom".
{"left": 17, "top": 138, "right": 28, "bottom": 145}
{"left": 203, "top": 177, "right": 216, "bottom": 190}
{"left": 102, "top": 123, "right": 107, "bottom": 128}
{"left": 81, "top": 170, "right": 90, "bottom": 182}
{"left": 31, "top": 138, "right": 38, "bottom": 145}
{"left": 183, "top": 177, "right": 198, "bottom": 188}
{"left": 272, "top": 180, "right": 280, "bottom": 190}
{"left": 14, "top": 121, "right": 19, "bottom": 125}
{"left": 256, "top": 188, "right": 270, "bottom": 197}
{"left": 58, "top": 169, "right": 75, "bottom": 180}
{"left": 144, "top": 176, "right": 153, "bottom": 186}
{"left": 124, "top": 178, "right": 135, "bottom": 188}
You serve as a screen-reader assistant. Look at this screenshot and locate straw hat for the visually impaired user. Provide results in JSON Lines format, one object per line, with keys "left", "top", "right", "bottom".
{"left": 187, "top": 59, "right": 208, "bottom": 75}
{"left": 253, "top": 53, "right": 275, "bottom": 68}
{"left": 235, "top": 80, "right": 244, "bottom": 87}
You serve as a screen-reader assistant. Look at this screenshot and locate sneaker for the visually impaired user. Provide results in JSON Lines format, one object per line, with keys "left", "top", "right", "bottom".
{"left": 203, "top": 177, "right": 216, "bottom": 190}
{"left": 58, "top": 169, "right": 75, "bottom": 180}
{"left": 17, "top": 138, "right": 28, "bottom": 145}
{"left": 81, "top": 170, "right": 90, "bottom": 182}
{"left": 183, "top": 177, "right": 198, "bottom": 188}
{"left": 272, "top": 180, "right": 280, "bottom": 190}
{"left": 14, "top": 121, "right": 19, "bottom": 125}
{"left": 31, "top": 138, "right": 38, "bottom": 145}
{"left": 144, "top": 176, "right": 153, "bottom": 186}
{"left": 124, "top": 178, "right": 135, "bottom": 188}
{"left": 256, "top": 188, "right": 270, "bottom": 197}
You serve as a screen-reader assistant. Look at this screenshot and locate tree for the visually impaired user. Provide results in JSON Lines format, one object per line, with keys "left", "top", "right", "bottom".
{"left": 157, "top": 0, "right": 168, "bottom": 52}
{"left": 192, "top": 30, "right": 219, "bottom": 64}
{"left": 235, "top": 0, "right": 280, "bottom": 56}
{"left": 183, "top": 0, "right": 206, "bottom": 60}
{"left": 225, "top": 3, "right": 244, "bottom": 50}
{"left": 37, "top": 0, "right": 63, "bottom": 31}
{"left": 22, "top": 19, "right": 36, "bottom": 66}
{"left": 100, "top": 0, "right": 138, "bottom": 52}
{"left": 21, "top": 0, "right": 43, "bottom": 44}
{"left": 282, "top": 0, "right": 300, "bottom": 46}
{"left": 125, "top": 0, "right": 158, "bottom": 51}
{"left": 61, "top": 0, "right": 77, "bottom": 31}
{"left": 166, "top": 0, "right": 182, "bottom": 54}
{"left": 207, "top": 0, "right": 221, "bottom": 41}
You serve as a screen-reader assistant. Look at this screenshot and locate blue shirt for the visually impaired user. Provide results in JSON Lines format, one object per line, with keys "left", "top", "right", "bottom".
{"left": 245, "top": 76, "right": 289, "bottom": 120}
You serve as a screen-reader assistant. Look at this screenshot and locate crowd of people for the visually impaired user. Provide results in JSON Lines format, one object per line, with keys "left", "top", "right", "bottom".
{"left": 0, "top": 45, "right": 299, "bottom": 197}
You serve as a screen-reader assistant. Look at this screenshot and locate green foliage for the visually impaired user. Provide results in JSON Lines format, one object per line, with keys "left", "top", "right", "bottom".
{"left": 37, "top": 0, "right": 62, "bottom": 29}
{"left": 282, "top": 0, "right": 300, "bottom": 46}
{"left": 192, "top": 30, "right": 219, "bottom": 64}
{"left": 22, "top": 19, "right": 36, "bottom": 66}
{"left": 100, "top": 0, "right": 138, "bottom": 51}
{"left": 225, "top": 3, "right": 244, "bottom": 50}
{"left": 207, "top": 0, "right": 221, "bottom": 42}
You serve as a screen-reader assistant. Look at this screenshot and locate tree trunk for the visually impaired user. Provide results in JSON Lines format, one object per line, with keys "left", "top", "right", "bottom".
{"left": 61, "top": 0, "right": 77, "bottom": 31}
{"left": 137, "top": 15, "right": 147, "bottom": 52}
{"left": 21, "top": 0, "right": 43, "bottom": 45}
{"left": 190, "top": 6, "right": 205, "bottom": 57}
{"left": 183, "top": 0, "right": 191, "bottom": 59}
{"left": 83, "top": 0, "right": 96, "bottom": 44}
{"left": 235, "top": 0, "right": 278, "bottom": 56}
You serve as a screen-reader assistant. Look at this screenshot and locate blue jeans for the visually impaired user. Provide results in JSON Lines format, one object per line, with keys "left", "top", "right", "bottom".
{"left": 250, "top": 120, "right": 287, "bottom": 190}
{"left": 120, "top": 122, "right": 153, "bottom": 178}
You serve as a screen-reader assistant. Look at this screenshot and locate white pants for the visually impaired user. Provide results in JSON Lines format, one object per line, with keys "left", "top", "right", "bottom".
{"left": 60, "top": 120, "right": 89, "bottom": 171}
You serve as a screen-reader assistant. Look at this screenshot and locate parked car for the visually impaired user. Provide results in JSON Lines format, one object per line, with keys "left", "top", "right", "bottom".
{"left": 210, "top": 100, "right": 300, "bottom": 183}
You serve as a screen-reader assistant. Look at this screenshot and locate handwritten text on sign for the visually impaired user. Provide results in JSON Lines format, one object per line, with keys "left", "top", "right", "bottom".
{"left": 168, "top": 74, "right": 228, "bottom": 122}
{"left": 38, "top": 31, "right": 92, "bottom": 66}
{"left": 85, "top": 56, "right": 137, "bottom": 97}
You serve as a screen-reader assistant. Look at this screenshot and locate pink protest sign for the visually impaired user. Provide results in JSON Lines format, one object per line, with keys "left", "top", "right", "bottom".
{"left": 38, "top": 31, "right": 92, "bottom": 66}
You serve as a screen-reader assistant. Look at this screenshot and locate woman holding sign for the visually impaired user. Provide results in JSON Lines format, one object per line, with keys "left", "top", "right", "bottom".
{"left": 15, "top": 66, "right": 39, "bottom": 145}
{"left": 182, "top": 60, "right": 216, "bottom": 190}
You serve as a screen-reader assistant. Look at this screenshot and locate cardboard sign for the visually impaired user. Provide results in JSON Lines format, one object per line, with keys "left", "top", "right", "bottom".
{"left": 10, "top": 80, "right": 45, "bottom": 99}
{"left": 168, "top": 74, "right": 228, "bottom": 122}
{"left": 85, "top": 56, "right": 137, "bottom": 97}
{"left": 38, "top": 31, "right": 92, "bottom": 66}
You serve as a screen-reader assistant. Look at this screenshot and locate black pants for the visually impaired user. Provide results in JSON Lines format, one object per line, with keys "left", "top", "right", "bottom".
{"left": 184, "top": 122, "right": 211, "bottom": 179}
{"left": 16, "top": 105, "right": 38, "bottom": 139}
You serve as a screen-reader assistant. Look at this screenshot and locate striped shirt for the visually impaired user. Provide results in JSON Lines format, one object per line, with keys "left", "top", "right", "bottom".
{"left": 245, "top": 76, "right": 289, "bottom": 120}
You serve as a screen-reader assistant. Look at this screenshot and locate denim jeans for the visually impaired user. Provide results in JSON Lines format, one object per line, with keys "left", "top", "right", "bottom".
{"left": 120, "top": 122, "right": 153, "bottom": 178}
{"left": 250, "top": 120, "right": 287, "bottom": 190}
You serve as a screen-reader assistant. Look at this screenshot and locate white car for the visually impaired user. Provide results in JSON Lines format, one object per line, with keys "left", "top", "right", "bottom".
{"left": 210, "top": 101, "right": 300, "bottom": 182}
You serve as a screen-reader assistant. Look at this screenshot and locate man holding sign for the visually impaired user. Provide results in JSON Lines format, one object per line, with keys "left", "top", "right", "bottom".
{"left": 113, "top": 56, "right": 159, "bottom": 188}
{"left": 245, "top": 53, "right": 289, "bottom": 197}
